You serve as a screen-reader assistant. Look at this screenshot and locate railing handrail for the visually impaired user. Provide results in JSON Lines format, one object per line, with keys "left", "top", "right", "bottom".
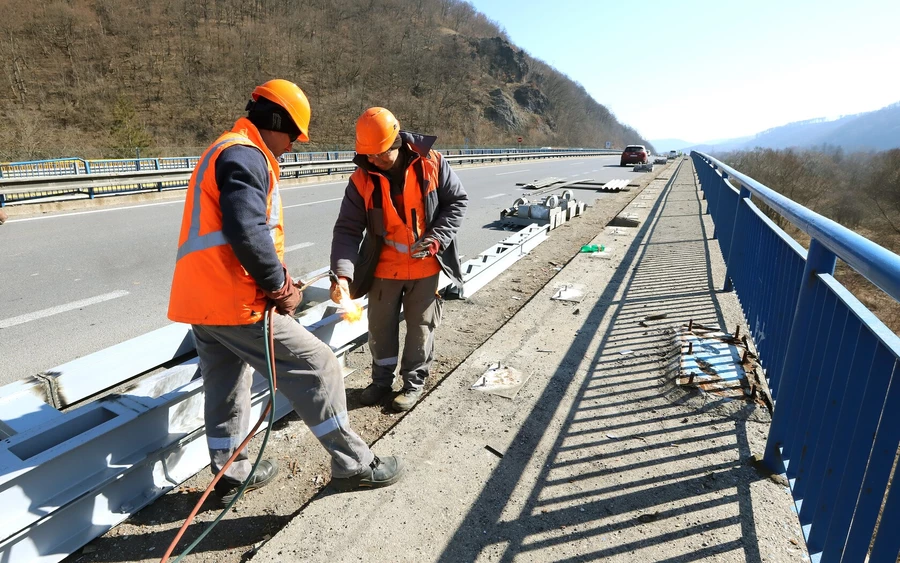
{"left": 696, "top": 151, "right": 900, "bottom": 303}
{"left": 0, "top": 147, "right": 609, "bottom": 179}
{"left": 0, "top": 150, "right": 616, "bottom": 206}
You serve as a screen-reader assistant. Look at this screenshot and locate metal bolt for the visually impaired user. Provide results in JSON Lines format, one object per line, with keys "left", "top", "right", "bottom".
{"left": 687, "top": 342, "right": 693, "bottom": 355}
{"left": 741, "top": 350, "right": 749, "bottom": 364}
{"left": 734, "top": 325, "right": 741, "bottom": 339}
{"left": 688, "top": 319, "right": 693, "bottom": 331}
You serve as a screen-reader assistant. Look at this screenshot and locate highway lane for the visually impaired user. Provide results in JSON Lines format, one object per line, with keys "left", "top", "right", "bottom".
{"left": 0, "top": 155, "right": 643, "bottom": 385}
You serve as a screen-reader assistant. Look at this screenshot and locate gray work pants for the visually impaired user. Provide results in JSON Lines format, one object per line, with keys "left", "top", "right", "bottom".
{"left": 192, "top": 313, "right": 374, "bottom": 483}
{"left": 367, "top": 274, "right": 443, "bottom": 391}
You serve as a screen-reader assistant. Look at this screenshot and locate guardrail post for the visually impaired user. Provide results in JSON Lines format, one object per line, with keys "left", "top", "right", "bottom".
{"left": 723, "top": 184, "right": 751, "bottom": 291}
{"left": 711, "top": 168, "right": 725, "bottom": 239}
{"left": 88, "top": 187, "right": 95, "bottom": 200}
{"left": 763, "top": 238, "right": 836, "bottom": 473}
{"left": 0, "top": 193, "right": 5, "bottom": 207}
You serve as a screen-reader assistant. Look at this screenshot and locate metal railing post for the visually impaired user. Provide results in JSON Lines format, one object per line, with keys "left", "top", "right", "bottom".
{"left": 711, "top": 167, "right": 725, "bottom": 239}
{"left": 723, "top": 184, "right": 751, "bottom": 292}
{"left": 763, "top": 238, "right": 837, "bottom": 472}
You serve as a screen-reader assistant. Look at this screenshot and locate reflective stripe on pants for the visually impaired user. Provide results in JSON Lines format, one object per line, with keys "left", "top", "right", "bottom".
{"left": 192, "top": 314, "right": 374, "bottom": 482}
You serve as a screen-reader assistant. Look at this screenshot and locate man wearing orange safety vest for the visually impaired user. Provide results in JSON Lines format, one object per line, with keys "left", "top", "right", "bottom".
{"left": 168, "top": 81, "right": 403, "bottom": 504}
{"left": 330, "top": 107, "right": 468, "bottom": 412}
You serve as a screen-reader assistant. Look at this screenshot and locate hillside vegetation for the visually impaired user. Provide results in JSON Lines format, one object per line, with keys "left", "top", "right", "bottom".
{"left": 686, "top": 101, "right": 900, "bottom": 154}
{"left": 722, "top": 147, "right": 900, "bottom": 333}
{"left": 0, "top": 0, "right": 649, "bottom": 160}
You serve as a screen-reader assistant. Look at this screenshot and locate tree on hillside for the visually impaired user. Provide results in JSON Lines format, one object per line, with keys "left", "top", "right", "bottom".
{"left": 107, "top": 97, "right": 153, "bottom": 158}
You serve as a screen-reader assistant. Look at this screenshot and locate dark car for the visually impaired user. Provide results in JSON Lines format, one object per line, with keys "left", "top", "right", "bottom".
{"left": 620, "top": 145, "right": 648, "bottom": 166}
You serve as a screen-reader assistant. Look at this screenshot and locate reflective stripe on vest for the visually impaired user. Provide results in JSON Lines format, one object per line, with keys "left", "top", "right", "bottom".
{"left": 175, "top": 138, "right": 232, "bottom": 262}
{"left": 353, "top": 153, "right": 441, "bottom": 280}
{"left": 175, "top": 139, "right": 280, "bottom": 262}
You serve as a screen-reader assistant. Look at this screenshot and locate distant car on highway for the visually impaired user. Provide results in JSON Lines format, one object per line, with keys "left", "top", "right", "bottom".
{"left": 620, "top": 145, "right": 648, "bottom": 166}
{"left": 668, "top": 150, "right": 678, "bottom": 160}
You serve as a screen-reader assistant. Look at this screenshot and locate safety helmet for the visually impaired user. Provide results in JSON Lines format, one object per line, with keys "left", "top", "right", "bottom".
{"left": 250, "top": 79, "right": 311, "bottom": 142}
{"left": 355, "top": 107, "right": 400, "bottom": 154}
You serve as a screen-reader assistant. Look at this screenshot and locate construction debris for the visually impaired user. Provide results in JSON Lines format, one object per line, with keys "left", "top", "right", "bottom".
{"left": 500, "top": 191, "right": 586, "bottom": 230}
{"left": 471, "top": 364, "right": 530, "bottom": 398}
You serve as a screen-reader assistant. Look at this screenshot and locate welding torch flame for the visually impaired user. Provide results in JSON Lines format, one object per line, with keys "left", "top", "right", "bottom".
{"left": 338, "top": 287, "right": 363, "bottom": 323}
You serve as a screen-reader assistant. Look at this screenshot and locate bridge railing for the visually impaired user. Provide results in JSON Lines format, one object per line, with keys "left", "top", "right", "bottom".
{"left": 0, "top": 148, "right": 615, "bottom": 207}
{"left": 692, "top": 151, "right": 900, "bottom": 563}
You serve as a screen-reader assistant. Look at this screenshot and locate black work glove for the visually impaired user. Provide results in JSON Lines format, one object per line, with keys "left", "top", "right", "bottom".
{"left": 263, "top": 267, "right": 302, "bottom": 316}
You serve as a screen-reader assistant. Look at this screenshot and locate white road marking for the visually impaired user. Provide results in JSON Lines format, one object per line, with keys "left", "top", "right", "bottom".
{"left": 280, "top": 181, "right": 345, "bottom": 191}
{"left": 495, "top": 169, "right": 529, "bottom": 176}
{"left": 284, "top": 242, "right": 315, "bottom": 252}
{"left": 282, "top": 197, "right": 343, "bottom": 209}
{"left": 483, "top": 193, "right": 507, "bottom": 200}
{"left": 5, "top": 180, "right": 347, "bottom": 223}
{"left": 7, "top": 200, "right": 183, "bottom": 223}
{"left": 0, "top": 290, "right": 130, "bottom": 329}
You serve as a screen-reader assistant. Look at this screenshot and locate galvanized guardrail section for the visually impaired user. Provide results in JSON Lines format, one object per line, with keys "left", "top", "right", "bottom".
{"left": 0, "top": 222, "right": 551, "bottom": 562}
{"left": 0, "top": 148, "right": 614, "bottom": 206}
{"left": 692, "top": 151, "right": 900, "bottom": 563}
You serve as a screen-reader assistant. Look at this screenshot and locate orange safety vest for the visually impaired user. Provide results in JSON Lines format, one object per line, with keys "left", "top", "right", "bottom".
{"left": 351, "top": 151, "right": 443, "bottom": 281}
{"left": 167, "top": 117, "right": 284, "bottom": 325}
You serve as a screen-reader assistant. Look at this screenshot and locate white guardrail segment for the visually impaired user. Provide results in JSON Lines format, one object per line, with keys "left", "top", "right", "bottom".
{"left": 0, "top": 227, "right": 551, "bottom": 562}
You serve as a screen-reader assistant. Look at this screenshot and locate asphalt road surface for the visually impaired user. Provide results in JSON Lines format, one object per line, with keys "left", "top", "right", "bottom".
{"left": 0, "top": 156, "right": 644, "bottom": 385}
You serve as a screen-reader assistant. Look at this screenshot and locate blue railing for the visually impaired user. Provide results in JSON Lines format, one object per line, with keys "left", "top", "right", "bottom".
{"left": 692, "top": 152, "right": 900, "bottom": 563}
{"left": 0, "top": 147, "right": 594, "bottom": 180}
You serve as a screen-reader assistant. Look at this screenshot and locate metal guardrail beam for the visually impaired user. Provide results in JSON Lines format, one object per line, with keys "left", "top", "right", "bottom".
{"left": 0, "top": 222, "right": 553, "bottom": 562}
{"left": 0, "top": 151, "right": 615, "bottom": 206}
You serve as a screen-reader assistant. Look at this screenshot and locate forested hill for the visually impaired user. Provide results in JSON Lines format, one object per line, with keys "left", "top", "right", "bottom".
{"left": 0, "top": 0, "right": 651, "bottom": 160}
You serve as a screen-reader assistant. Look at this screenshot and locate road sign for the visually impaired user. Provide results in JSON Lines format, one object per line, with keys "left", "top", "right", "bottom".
{"left": 605, "top": 141, "right": 612, "bottom": 149}
{"left": 517, "top": 137, "right": 523, "bottom": 143}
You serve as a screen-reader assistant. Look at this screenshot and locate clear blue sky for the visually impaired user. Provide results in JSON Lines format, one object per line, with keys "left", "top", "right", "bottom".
{"left": 465, "top": 0, "right": 900, "bottom": 144}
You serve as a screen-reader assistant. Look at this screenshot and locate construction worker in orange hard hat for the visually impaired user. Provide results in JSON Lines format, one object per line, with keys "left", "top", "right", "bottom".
{"left": 168, "top": 82, "right": 403, "bottom": 504}
{"left": 330, "top": 107, "right": 469, "bottom": 412}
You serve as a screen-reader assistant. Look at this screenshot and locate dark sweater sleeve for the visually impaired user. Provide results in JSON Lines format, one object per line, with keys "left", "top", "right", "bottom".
{"left": 216, "top": 145, "right": 285, "bottom": 292}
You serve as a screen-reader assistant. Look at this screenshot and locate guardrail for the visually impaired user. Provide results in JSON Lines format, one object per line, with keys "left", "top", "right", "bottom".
{"left": 0, "top": 148, "right": 615, "bottom": 207}
{"left": 0, "top": 148, "right": 605, "bottom": 179}
{"left": 692, "top": 151, "right": 900, "bottom": 563}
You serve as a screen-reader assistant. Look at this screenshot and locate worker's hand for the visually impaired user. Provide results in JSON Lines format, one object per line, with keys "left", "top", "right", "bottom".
{"left": 330, "top": 276, "right": 350, "bottom": 303}
{"left": 264, "top": 268, "right": 302, "bottom": 316}
{"left": 411, "top": 235, "right": 440, "bottom": 259}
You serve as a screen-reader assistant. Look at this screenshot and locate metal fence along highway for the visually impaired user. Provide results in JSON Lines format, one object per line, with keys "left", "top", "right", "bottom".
{"left": 0, "top": 148, "right": 614, "bottom": 207}
{"left": 693, "top": 152, "right": 900, "bottom": 563}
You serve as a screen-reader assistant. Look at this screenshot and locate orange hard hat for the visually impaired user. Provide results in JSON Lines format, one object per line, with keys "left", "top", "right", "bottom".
{"left": 355, "top": 107, "right": 400, "bottom": 154}
{"left": 251, "top": 79, "right": 311, "bottom": 142}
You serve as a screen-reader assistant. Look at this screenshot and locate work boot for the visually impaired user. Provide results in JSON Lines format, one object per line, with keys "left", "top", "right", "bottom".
{"left": 392, "top": 387, "right": 423, "bottom": 412}
{"left": 359, "top": 383, "right": 392, "bottom": 406}
{"left": 330, "top": 455, "right": 404, "bottom": 492}
{"left": 213, "top": 459, "right": 279, "bottom": 507}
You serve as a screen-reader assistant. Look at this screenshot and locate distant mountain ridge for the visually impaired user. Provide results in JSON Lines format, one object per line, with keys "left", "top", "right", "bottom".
{"left": 674, "top": 101, "right": 900, "bottom": 154}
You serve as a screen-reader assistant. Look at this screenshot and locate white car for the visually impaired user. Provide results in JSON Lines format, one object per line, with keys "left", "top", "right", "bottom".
{"left": 668, "top": 150, "right": 678, "bottom": 159}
